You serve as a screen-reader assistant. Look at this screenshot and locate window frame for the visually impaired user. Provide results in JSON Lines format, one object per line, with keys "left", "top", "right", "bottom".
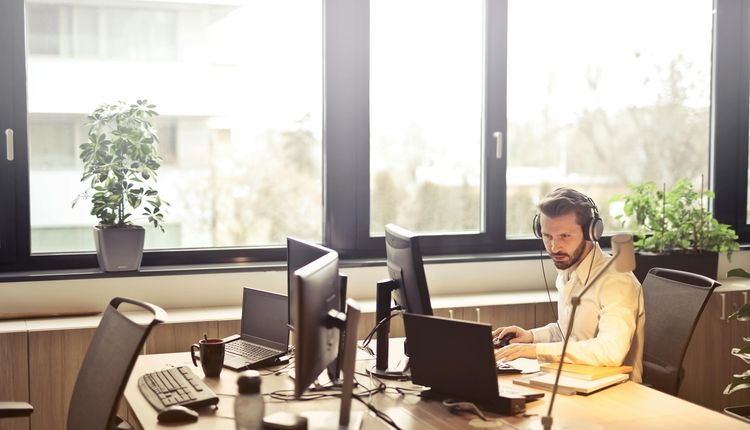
{"left": 1, "top": 0, "right": 748, "bottom": 273}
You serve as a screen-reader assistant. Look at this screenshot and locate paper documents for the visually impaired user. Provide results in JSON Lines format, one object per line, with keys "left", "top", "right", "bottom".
{"left": 513, "top": 372, "right": 629, "bottom": 395}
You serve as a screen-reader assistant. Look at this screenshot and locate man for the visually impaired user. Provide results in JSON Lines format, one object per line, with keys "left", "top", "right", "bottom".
{"left": 494, "top": 188, "right": 645, "bottom": 382}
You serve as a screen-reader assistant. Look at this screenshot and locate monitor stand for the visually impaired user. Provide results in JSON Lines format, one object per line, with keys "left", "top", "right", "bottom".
{"left": 366, "top": 279, "right": 410, "bottom": 380}
{"left": 300, "top": 299, "right": 364, "bottom": 430}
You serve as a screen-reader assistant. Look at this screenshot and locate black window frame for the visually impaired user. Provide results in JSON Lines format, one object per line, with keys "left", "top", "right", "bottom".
{"left": 1, "top": 0, "right": 748, "bottom": 273}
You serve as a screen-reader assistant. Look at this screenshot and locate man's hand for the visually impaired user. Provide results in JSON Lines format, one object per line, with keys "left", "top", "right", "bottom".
{"left": 492, "top": 325, "right": 533, "bottom": 344}
{"left": 495, "top": 343, "right": 537, "bottom": 361}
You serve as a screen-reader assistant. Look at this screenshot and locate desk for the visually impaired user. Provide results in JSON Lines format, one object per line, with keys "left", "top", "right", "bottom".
{"left": 124, "top": 351, "right": 750, "bottom": 430}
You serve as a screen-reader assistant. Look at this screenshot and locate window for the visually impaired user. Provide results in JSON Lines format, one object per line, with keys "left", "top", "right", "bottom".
{"left": 369, "top": 0, "right": 483, "bottom": 236}
{"left": 506, "top": 0, "right": 713, "bottom": 236}
{"left": 1, "top": 0, "right": 749, "bottom": 271}
{"left": 23, "top": 0, "right": 323, "bottom": 256}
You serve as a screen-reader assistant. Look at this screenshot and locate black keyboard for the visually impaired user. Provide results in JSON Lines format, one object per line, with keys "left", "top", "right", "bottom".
{"left": 226, "top": 340, "right": 279, "bottom": 362}
{"left": 138, "top": 366, "right": 219, "bottom": 410}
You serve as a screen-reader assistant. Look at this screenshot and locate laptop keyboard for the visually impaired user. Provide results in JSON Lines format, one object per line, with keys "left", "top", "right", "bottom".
{"left": 226, "top": 340, "right": 279, "bottom": 362}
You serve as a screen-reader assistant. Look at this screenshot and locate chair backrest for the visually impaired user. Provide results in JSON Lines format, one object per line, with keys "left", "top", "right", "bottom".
{"left": 67, "top": 297, "right": 166, "bottom": 430}
{"left": 642, "top": 267, "right": 719, "bottom": 396}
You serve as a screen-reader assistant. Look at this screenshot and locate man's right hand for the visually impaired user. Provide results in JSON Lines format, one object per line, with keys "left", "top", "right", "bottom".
{"left": 492, "top": 325, "right": 533, "bottom": 344}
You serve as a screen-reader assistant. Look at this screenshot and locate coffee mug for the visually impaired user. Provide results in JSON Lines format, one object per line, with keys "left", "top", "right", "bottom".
{"left": 191, "top": 338, "right": 225, "bottom": 377}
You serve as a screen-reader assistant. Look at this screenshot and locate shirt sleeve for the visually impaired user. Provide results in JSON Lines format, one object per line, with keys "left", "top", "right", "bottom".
{"left": 535, "top": 272, "right": 640, "bottom": 366}
{"left": 530, "top": 321, "right": 563, "bottom": 343}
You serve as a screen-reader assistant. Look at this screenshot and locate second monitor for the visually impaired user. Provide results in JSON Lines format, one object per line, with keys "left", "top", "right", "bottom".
{"left": 369, "top": 223, "right": 433, "bottom": 379}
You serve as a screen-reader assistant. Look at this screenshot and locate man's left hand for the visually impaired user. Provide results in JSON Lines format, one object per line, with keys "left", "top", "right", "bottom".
{"left": 494, "top": 343, "right": 536, "bottom": 361}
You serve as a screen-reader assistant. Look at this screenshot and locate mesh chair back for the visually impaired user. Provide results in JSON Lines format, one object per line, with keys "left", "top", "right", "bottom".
{"left": 67, "top": 297, "right": 166, "bottom": 430}
{"left": 642, "top": 267, "right": 718, "bottom": 395}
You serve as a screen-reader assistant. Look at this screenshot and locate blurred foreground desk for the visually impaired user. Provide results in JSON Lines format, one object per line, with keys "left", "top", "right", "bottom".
{"left": 124, "top": 351, "right": 749, "bottom": 430}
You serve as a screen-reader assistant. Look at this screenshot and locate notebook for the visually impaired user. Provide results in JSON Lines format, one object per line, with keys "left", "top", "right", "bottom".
{"left": 403, "top": 313, "right": 544, "bottom": 415}
{"left": 538, "top": 363, "right": 633, "bottom": 381}
{"left": 222, "top": 287, "right": 289, "bottom": 371}
{"left": 513, "top": 371, "right": 629, "bottom": 395}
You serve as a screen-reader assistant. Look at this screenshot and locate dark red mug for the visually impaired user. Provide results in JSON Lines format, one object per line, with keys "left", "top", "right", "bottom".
{"left": 190, "top": 338, "right": 225, "bottom": 377}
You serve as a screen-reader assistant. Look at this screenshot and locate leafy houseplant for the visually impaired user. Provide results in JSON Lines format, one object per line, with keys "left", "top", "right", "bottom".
{"left": 723, "top": 268, "right": 750, "bottom": 423}
{"left": 611, "top": 179, "right": 738, "bottom": 281}
{"left": 73, "top": 100, "right": 167, "bottom": 271}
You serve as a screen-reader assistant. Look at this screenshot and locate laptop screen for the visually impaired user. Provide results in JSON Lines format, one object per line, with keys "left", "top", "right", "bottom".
{"left": 241, "top": 288, "right": 289, "bottom": 349}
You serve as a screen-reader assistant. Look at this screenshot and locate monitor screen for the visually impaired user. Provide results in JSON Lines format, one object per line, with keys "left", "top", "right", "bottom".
{"left": 287, "top": 237, "right": 333, "bottom": 327}
{"left": 385, "top": 224, "right": 433, "bottom": 316}
{"left": 291, "top": 251, "right": 342, "bottom": 398}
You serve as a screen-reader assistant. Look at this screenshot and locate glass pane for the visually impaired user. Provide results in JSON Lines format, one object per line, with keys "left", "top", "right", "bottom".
{"left": 506, "top": 0, "right": 713, "bottom": 236}
{"left": 369, "top": 0, "right": 483, "bottom": 236}
{"left": 26, "top": 1, "right": 323, "bottom": 253}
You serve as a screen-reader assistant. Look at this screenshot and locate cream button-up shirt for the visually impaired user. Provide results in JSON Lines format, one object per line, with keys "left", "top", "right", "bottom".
{"left": 530, "top": 243, "right": 645, "bottom": 383}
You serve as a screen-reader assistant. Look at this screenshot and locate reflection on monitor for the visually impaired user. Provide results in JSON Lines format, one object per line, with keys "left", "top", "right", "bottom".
{"left": 385, "top": 224, "right": 433, "bottom": 316}
{"left": 291, "top": 251, "right": 363, "bottom": 430}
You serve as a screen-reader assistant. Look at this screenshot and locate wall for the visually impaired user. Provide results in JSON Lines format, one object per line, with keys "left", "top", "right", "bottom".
{"left": 1, "top": 250, "right": 747, "bottom": 318}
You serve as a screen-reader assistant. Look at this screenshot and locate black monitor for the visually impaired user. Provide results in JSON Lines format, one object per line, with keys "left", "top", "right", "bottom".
{"left": 286, "top": 237, "right": 332, "bottom": 328}
{"left": 368, "top": 224, "right": 433, "bottom": 380}
{"left": 385, "top": 224, "right": 433, "bottom": 316}
{"left": 291, "top": 251, "right": 363, "bottom": 429}
{"left": 287, "top": 237, "right": 347, "bottom": 383}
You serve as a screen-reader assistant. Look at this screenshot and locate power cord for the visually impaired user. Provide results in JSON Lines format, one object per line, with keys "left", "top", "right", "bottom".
{"left": 359, "top": 305, "right": 403, "bottom": 354}
{"left": 441, "top": 399, "right": 488, "bottom": 421}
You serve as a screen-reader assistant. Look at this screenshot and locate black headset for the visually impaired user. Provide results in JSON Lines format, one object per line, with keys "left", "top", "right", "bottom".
{"left": 532, "top": 195, "right": 603, "bottom": 242}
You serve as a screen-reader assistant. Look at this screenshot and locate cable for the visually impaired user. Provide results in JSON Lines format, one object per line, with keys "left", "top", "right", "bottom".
{"left": 359, "top": 306, "right": 403, "bottom": 353}
{"left": 540, "top": 246, "right": 563, "bottom": 338}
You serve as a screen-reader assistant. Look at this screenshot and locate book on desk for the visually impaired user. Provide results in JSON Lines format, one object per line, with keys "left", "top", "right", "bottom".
{"left": 513, "top": 364, "right": 632, "bottom": 395}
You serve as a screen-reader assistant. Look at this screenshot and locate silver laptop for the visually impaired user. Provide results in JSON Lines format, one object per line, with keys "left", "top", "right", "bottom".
{"left": 223, "top": 288, "right": 289, "bottom": 370}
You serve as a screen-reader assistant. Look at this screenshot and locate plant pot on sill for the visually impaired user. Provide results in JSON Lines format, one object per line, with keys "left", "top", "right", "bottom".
{"left": 724, "top": 405, "right": 750, "bottom": 424}
{"left": 633, "top": 251, "right": 719, "bottom": 284}
{"left": 94, "top": 225, "right": 145, "bottom": 272}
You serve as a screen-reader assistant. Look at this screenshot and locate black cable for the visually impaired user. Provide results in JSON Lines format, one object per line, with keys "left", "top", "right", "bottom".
{"left": 360, "top": 306, "right": 403, "bottom": 352}
{"left": 540, "top": 246, "right": 563, "bottom": 338}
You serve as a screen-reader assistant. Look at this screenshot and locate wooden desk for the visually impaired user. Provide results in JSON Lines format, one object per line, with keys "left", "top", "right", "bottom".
{"left": 124, "top": 351, "right": 750, "bottom": 430}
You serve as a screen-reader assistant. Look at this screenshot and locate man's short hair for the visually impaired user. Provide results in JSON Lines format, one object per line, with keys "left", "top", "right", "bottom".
{"left": 537, "top": 188, "right": 596, "bottom": 227}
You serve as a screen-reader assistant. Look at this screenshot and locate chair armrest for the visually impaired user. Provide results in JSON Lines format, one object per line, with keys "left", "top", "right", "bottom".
{"left": 0, "top": 402, "right": 33, "bottom": 418}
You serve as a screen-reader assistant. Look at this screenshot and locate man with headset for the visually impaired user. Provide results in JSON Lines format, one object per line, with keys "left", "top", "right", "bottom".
{"left": 494, "top": 187, "right": 645, "bottom": 382}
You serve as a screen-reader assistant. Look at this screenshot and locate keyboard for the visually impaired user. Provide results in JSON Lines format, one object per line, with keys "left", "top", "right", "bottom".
{"left": 138, "top": 366, "right": 220, "bottom": 410}
{"left": 226, "top": 340, "right": 280, "bottom": 362}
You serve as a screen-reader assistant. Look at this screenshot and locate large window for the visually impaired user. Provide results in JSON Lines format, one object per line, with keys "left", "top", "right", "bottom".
{"left": 369, "top": 0, "right": 483, "bottom": 236}
{"left": 1, "top": 0, "right": 749, "bottom": 271}
{"left": 506, "top": 0, "right": 713, "bottom": 236}
{"left": 24, "top": 0, "right": 323, "bottom": 254}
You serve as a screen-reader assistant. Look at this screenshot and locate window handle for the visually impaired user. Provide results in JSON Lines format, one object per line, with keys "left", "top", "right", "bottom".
{"left": 493, "top": 131, "right": 503, "bottom": 159}
{"left": 448, "top": 309, "right": 454, "bottom": 320}
{"left": 720, "top": 293, "right": 726, "bottom": 321}
{"left": 4, "top": 129, "right": 13, "bottom": 161}
{"left": 476, "top": 307, "right": 481, "bottom": 323}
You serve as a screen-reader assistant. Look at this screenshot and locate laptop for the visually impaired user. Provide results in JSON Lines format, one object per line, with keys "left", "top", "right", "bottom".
{"left": 403, "top": 313, "right": 544, "bottom": 415}
{"left": 222, "top": 288, "right": 289, "bottom": 370}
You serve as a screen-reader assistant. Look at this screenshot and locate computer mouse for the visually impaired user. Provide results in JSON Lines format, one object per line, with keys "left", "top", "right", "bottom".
{"left": 157, "top": 405, "right": 199, "bottom": 423}
{"left": 493, "top": 333, "right": 516, "bottom": 349}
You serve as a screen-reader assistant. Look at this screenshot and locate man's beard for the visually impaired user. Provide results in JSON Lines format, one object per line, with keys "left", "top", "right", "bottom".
{"left": 550, "top": 239, "right": 588, "bottom": 270}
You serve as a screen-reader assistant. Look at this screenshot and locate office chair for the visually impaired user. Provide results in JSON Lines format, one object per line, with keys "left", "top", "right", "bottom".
{"left": 641, "top": 267, "right": 719, "bottom": 396}
{"left": 0, "top": 297, "right": 167, "bottom": 430}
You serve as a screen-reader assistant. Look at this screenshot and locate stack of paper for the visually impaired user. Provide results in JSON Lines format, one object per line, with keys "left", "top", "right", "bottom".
{"left": 513, "top": 371, "right": 629, "bottom": 395}
{"left": 539, "top": 363, "right": 633, "bottom": 380}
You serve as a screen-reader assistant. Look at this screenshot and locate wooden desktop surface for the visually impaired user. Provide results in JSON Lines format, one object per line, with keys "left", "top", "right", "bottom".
{"left": 124, "top": 349, "right": 749, "bottom": 430}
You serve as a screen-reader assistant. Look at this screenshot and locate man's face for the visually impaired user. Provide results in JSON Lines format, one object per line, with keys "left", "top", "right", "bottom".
{"left": 539, "top": 212, "right": 593, "bottom": 270}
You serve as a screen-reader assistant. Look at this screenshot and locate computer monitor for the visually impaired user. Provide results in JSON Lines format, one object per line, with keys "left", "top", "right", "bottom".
{"left": 286, "top": 237, "right": 333, "bottom": 328}
{"left": 291, "top": 251, "right": 363, "bottom": 429}
{"left": 385, "top": 224, "right": 433, "bottom": 316}
{"left": 287, "top": 237, "right": 347, "bottom": 382}
{"left": 369, "top": 224, "right": 434, "bottom": 379}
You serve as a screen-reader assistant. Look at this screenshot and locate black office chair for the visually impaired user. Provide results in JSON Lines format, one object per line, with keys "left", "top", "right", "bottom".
{"left": 641, "top": 267, "right": 719, "bottom": 396}
{"left": 0, "top": 297, "right": 167, "bottom": 429}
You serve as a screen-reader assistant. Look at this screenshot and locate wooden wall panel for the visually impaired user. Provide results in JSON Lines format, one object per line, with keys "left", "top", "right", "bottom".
{"left": 216, "top": 320, "right": 241, "bottom": 339}
{"left": 0, "top": 332, "right": 29, "bottom": 430}
{"left": 28, "top": 328, "right": 95, "bottom": 430}
{"left": 143, "top": 322, "right": 216, "bottom": 355}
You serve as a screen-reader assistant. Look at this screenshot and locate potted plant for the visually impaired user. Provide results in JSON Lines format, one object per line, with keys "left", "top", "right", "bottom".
{"left": 723, "top": 285, "right": 750, "bottom": 423}
{"left": 611, "top": 179, "right": 738, "bottom": 282}
{"left": 73, "top": 100, "right": 167, "bottom": 271}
